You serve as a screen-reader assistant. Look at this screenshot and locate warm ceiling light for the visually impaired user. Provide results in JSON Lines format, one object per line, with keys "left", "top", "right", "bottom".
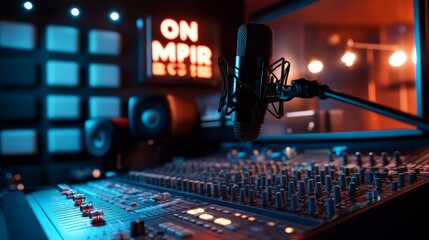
{"left": 308, "top": 59, "right": 324, "bottom": 73}
{"left": 411, "top": 47, "right": 417, "bottom": 64}
{"left": 389, "top": 50, "right": 407, "bottom": 67}
{"left": 341, "top": 51, "right": 356, "bottom": 67}
{"left": 92, "top": 169, "right": 101, "bottom": 178}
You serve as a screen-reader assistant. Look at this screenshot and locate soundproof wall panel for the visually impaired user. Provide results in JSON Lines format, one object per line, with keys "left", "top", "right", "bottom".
{"left": 46, "top": 60, "right": 80, "bottom": 87}
{"left": 0, "top": 129, "right": 37, "bottom": 156}
{"left": 46, "top": 95, "right": 81, "bottom": 120}
{"left": 0, "top": 94, "right": 38, "bottom": 121}
{"left": 89, "top": 96, "right": 121, "bottom": 118}
{"left": 0, "top": 21, "right": 36, "bottom": 50}
{"left": 45, "top": 25, "right": 80, "bottom": 53}
{"left": 88, "top": 30, "right": 121, "bottom": 56}
{"left": 0, "top": 0, "right": 241, "bottom": 187}
{"left": 0, "top": 59, "right": 37, "bottom": 87}
{"left": 47, "top": 128, "right": 82, "bottom": 154}
{"left": 88, "top": 63, "right": 120, "bottom": 88}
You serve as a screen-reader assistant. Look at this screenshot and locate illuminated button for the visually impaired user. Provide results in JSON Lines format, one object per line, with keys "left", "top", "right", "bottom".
{"left": 250, "top": 226, "right": 263, "bottom": 233}
{"left": 233, "top": 213, "right": 241, "bottom": 217}
{"left": 214, "top": 218, "right": 232, "bottom": 226}
{"left": 225, "top": 224, "right": 241, "bottom": 231}
{"left": 266, "top": 221, "right": 276, "bottom": 227}
{"left": 151, "top": 194, "right": 163, "bottom": 201}
{"left": 187, "top": 208, "right": 205, "bottom": 215}
{"left": 285, "top": 227, "right": 295, "bottom": 234}
{"left": 198, "top": 214, "right": 214, "bottom": 221}
{"left": 159, "top": 222, "right": 175, "bottom": 230}
{"left": 240, "top": 215, "right": 248, "bottom": 219}
{"left": 167, "top": 225, "right": 183, "bottom": 234}
{"left": 247, "top": 217, "right": 257, "bottom": 222}
{"left": 175, "top": 229, "right": 194, "bottom": 239}
{"left": 162, "top": 192, "right": 171, "bottom": 198}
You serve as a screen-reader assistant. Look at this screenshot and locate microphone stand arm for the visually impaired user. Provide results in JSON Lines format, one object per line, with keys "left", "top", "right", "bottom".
{"left": 272, "top": 78, "right": 429, "bottom": 133}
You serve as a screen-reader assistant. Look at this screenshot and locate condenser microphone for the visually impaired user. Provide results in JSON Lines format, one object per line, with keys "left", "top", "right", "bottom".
{"left": 232, "top": 23, "right": 273, "bottom": 141}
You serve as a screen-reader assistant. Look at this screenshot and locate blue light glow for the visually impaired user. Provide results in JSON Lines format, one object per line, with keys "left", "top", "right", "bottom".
{"left": 70, "top": 7, "right": 80, "bottom": 17}
{"left": 23, "top": 1, "right": 33, "bottom": 10}
{"left": 110, "top": 11, "right": 120, "bottom": 21}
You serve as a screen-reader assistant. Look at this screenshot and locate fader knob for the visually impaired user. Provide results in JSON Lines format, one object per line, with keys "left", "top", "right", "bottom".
{"left": 307, "top": 179, "right": 315, "bottom": 195}
{"left": 339, "top": 173, "right": 346, "bottom": 188}
{"left": 239, "top": 188, "right": 246, "bottom": 202}
{"left": 355, "top": 152, "right": 362, "bottom": 167}
{"left": 298, "top": 181, "right": 306, "bottom": 196}
{"left": 80, "top": 201, "right": 93, "bottom": 215}
{"left": 261, "top": 190, "right": 268, "bottom": 207}
{"left": 206, "top": 182, "right": 212, "bottom": 196}
{"left": 248, "top": 189, "right": 255, "bottom": 203}
{"left": 288, "top": 181, "right": 295, "bottom": 197}
{"left": 131, "top": 219, "right": 146, "bottom": 237}
{"left": 391, "top": 181, "right": 398, "bottom": 192}
{"left": 213, "top": 184, "right": 220, "bottom": 197}
{"left": 275, "top": 192, "right": 282, "bottom": 209}
{"left": 308, "top": 196, "right": 316, "bottom": 214}
{"left": 89, "top": 209, "right": 105, "bottom": 225}
{"left": 381, "top": 152, "right": 389, "bottom": 166}
{"left": 326, "top": 198, "right": 335, "bottom": 218}
{"left": 221, "top": 185, "right": 228, "bottom": 199}
{"left": 398, "top": 173, "right": 405, "bottom": 188}
{"left": 325, "top": 176, "right": 332, "bottom": 192}
{"left": 290, "top": 194, "right": 298, "bottom": 212}
{"left": 315, "top": 182, "right": 323, "bottom": 199}
{"left": 73, "top": 193, "right": 86, "bottom": 206}
{"left": 66, "top": 190, "right": 77, "bottom": 199}
{"left": 342, "top": 152, "right": 349, "bottom": 165}
{"left": 369, "top": 152, "right": 376, "bottom": 166}
{"left": 374, "top": 178, "right": 382, "bottom": 190}
{"left": 393, "top": 151, "right": 401, "bottom": 166}
{"left": 333, "top": 185, "right": 341, "bottom": 205}
{"left": 348, "top": 182, "right": 356, "bottom": 199}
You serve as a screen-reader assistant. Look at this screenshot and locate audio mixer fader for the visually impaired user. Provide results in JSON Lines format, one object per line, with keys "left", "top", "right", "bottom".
{"left": 17, "top": 146, "right": 429, "bottom": 239}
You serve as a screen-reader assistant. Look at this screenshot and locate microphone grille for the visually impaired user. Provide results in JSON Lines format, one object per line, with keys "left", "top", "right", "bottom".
{"left": 236, "top": 23, "right": 273, "bottom": 58}
{"left": 233, "top": 121, "right": 262, "bottom": 141}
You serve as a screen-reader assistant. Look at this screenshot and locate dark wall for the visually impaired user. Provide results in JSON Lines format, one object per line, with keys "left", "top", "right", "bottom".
{"left": 0, "top": 0, "right": 244, "bottom": 188}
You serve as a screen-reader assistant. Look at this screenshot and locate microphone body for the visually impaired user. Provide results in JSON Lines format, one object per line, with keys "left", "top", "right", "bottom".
{"left": 232, "top": 23, "right": 273, "bottom": 141}
{"left": 233, "top": 56, "right": 272, "bottom": 140}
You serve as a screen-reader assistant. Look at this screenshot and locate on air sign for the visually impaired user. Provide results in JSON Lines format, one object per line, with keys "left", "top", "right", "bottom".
{"left": 140, "top": 17, "right": 219, "bottom": 84}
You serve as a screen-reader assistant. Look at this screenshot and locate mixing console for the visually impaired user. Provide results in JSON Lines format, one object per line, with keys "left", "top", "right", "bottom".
{"left": 20, "top": 146, "right": 429, "bottom": 239}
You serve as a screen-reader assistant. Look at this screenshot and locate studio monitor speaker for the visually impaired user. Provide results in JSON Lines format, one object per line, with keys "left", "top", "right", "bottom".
{"left": 84, "top": 118, "right": 130, "bottom": 157}
{"left": 128, "top": 94, "right": 199, "bottom": 140}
